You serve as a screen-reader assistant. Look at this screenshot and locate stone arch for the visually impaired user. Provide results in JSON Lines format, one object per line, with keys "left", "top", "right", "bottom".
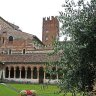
{"left": 39, "top": 67, "right": 44, "bottom": 78}
{"left": 51, "top": 67, "right": 57, "bottom": 79}
{"left": 16, "top": 66, "right": 20, "bottom": 78}
{"left": 5, "top": 67, "right": 9, "bottom": 78}
{"left": 10, "top": 67, "right": 14, "bottom": 78}
{"left": 45, "top": 67, "right": 51, "bottom": 79}
{"left": 33, "top": 67, "right": 37, "bottom": 79}
{"left": 27, "top": 67, "right": 31, "bottom": 79}
{"left": 39, "top": 67, "right": 44, "bottom": 83}
{"left": 45, "top": 72, "right": 50, "bottom": 79}
{"left": 58, "top": 68, "right": 63, "bottom": 79}
{"left": 21, "top": 66, "right": 25, "bottom": 78}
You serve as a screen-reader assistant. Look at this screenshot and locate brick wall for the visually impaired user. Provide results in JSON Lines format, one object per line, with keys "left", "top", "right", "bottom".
{"left": 42, "top": 16, "right": 59, "bottom": 46}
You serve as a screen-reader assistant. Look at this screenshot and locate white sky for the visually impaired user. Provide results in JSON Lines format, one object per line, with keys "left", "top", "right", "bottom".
{"left": 0, "top": 0, "right": 64, "bottom": 40}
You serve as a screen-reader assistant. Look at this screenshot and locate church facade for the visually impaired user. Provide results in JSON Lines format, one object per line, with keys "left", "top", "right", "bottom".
{"left": 0, "top": 16, "right": 61, "bottom": 84}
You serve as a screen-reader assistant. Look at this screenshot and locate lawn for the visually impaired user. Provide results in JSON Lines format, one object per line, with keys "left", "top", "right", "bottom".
{"left": 0, "top": 83, "right": 64, "bottom": 96}
{"left": 0, "top": 83, "right": 83, "bottom": 96}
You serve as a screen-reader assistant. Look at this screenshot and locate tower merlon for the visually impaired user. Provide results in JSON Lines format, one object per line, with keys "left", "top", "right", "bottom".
{"left": 43, "top": 16, "right": 58, "bottom": 22}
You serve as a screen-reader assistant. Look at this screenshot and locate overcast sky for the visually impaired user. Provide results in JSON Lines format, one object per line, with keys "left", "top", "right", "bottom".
{"left": 0, "top": 0, "right": 65, "bottom": 40}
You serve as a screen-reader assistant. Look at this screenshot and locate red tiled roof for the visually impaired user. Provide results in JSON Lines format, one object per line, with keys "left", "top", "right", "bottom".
{"left": 0, "top": 53, "right": 61, "bottom": 63}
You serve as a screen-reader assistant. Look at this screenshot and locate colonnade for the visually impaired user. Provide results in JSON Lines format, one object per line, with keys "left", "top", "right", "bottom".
{"left": 4, "top": 65, "right": 63, "bottom": 83}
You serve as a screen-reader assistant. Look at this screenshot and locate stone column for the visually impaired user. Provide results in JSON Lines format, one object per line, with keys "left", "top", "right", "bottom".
{"left": 31, "top": 68, "right": 33, "bottom": 79}
{"left": 44, "top": 67, "right": 46, "bottom": 79}
{"left": 14, "top": 69, "right": 16, "bottom": 78}
{"left": 57, "top": 74, "right": 59, "bottom": 80}
{"left": 9, "top": 68, "right": 10, "bottom": 78}
{"left": 4, "top": 68, "right": 6, "bottom": 78}
{"left": 19, "top": 69, "right": 21, "bottom": 78}
{"left": 56, "top": 66, "right": 58, "bottom": 80}
{"left": 37, "top": 68, "right": 39, "bottom": 79}
{"left": 44, "top": 69, "right": 46, "bottom": 83}
{"left": 3, "top": 69, "right": 5, "bottom": 79}
{"left": 25, "top": 69, "right": 27, "bottom": 79}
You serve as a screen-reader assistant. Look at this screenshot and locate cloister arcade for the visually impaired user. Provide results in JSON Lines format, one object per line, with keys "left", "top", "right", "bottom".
{"left": 3, "top": 64, "right": 63, "bottom": 83}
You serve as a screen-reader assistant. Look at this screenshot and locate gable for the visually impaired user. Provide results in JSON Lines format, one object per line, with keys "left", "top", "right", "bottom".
{"left": 0, "top": 17, "right": 14, "bottom": 31}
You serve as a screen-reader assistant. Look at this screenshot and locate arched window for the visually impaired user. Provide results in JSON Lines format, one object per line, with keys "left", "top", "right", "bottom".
{"left": 9, "top": 49, "right": 11, "bottom": 54}
{"left": 23, "top": 49, "right": 25, "bottom": 54}
{"left": 9, "top": 36, "right": 13, "bottom": 42}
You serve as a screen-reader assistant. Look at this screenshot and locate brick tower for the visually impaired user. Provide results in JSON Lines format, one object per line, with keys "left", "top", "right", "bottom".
{"left": 42, "top": 16, "right": 59, "bottom": 46}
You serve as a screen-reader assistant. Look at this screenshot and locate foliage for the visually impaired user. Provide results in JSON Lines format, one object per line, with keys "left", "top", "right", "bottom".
{"left": 49, "top": 0, "right": 96, "bottom": 95}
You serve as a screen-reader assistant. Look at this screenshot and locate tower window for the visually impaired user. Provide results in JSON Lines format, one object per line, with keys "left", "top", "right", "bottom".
{"left": 9, "top": 36, "right": 13, "bottom": 42}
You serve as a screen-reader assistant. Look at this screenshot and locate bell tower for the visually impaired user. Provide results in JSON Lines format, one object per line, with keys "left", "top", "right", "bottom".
{"left": 42, "top": 16, "right": 59, "bottom": 46}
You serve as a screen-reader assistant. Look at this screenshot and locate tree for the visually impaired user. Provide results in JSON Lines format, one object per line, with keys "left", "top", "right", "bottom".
{"left": 48, "top": 0, "right": 96, "bottom": 95}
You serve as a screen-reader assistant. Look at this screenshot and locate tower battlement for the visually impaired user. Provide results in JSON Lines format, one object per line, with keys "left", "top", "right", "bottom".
{"left": 43, "top": 16, "right": 58, "bottom": 22}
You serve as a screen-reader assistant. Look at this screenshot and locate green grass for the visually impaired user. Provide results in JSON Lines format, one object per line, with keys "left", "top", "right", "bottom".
{"left": 0, "top": 83, "right": 63, "bottom": 96}
{"left": 0, "top": 84, "right": 18, "bottom": 96}
{"left": 0, "top": 83, "right": 82, "bottom": 96}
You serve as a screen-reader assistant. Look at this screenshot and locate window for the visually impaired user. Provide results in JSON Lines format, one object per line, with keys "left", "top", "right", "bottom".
{"left": 9, "top": 49, "right": 11, "bottom": 54}
{"left": 9, "top": 36, "right": 13, "bottom": 42}
{"left": 3, "top": 37, "right": 4, "bottom": 43}
{"left": 23, "top": 49, "right": 25, "bottom": 54}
